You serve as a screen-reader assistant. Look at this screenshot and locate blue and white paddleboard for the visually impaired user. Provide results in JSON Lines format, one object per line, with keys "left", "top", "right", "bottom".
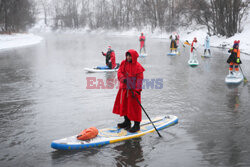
{"left": 51, "top": 115, "right": 178, "bottom": 150}
{"left": 84, "top": 67, "right": 118, "bottom": 73}
{"left": 167, "top": 52, "right": 178, "bottom": 56}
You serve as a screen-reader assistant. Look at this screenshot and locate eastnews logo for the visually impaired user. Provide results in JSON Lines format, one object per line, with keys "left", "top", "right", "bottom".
{"left": 86, "top": 77, "right": 163, "bottom": 89}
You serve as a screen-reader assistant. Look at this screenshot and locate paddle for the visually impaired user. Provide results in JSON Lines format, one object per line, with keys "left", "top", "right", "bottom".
{"left": 184, "top": 40, "right": 197, "bottom": 51}
{"left": 130, "top": 90, "right": 162, "bottom": 137}
{"left": 239, "top": 65, "right": 248, "bottom": 83}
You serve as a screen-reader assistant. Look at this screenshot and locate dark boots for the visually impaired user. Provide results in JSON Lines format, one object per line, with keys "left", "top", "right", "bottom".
{"left": 128, "top": 121, "right": 140, "bottom": 133}
{"left": 117, "top": 117, "right": 140, "bottom": 133}
{"left": 117, "top": 116, "right": 131, "bottom": 130}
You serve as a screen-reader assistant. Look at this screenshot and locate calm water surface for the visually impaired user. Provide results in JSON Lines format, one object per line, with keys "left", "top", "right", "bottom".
{"left": 0, "top": 33, "right": 250, "bottom": 167}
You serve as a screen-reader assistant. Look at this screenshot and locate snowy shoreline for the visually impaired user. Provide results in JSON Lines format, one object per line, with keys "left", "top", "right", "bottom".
{"left": 0, "top": 33, "right": 43, "bottom": 51}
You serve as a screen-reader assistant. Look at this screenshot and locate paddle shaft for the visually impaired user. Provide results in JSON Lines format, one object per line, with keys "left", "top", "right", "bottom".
{"left": 239, "top": 65, "right": 248, "bottom": 82}
{"left": 130, "top": 90, "right": 162, "bottom": 137}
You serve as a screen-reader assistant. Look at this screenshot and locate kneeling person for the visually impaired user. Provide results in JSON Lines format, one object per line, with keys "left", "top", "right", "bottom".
{"left": 102, "top": 46, "right": 116, "bottom": 69}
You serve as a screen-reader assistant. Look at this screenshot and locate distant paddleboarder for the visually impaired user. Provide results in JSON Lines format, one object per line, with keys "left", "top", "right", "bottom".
{"left": 139, "top": 33, "right": 146, "bottom": 54}
{"left": 227, "top": 40, "right": 241, "bottom": 75}
{"left": 101, "top": 46, "right": 116, "bottom": 69}
{"left": 204, "top": 34, "right": 211, "bottom": 56}
{"left": 113, "top": 49, "right": 145, "bottom": 133}
{"left": 170, "top": 34, "right": 177, "bottom": 53}
{"left": 190, "top": 37, "right": 198, "bottom": 61}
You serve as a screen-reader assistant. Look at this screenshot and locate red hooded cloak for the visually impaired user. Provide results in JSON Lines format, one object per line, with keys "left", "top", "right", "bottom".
{"left": 112, "top": 49, "right": 145, "bottom": 122}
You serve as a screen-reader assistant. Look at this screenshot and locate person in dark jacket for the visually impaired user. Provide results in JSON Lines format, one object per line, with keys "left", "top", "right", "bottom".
{"left": 227, "top": 40, "right": 241, "bottom": 75}
{"left": 102, "top": 46, "right": 116, "bottom": 69}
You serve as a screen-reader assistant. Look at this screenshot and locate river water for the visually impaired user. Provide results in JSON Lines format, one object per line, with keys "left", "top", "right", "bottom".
{"left": 0, "top": 33, "right": 250, "bottom": 167}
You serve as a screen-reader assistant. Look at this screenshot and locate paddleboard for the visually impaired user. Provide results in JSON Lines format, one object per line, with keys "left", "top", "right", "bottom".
{"left": 84, "top": 67, "right": 118, "bottom": 73}
{"left": 188, "top": 59, "right": 199, "bottom": 67}
{"left": 51, "top": 115, "right": 178, "bottom": 150}
{"left": 167, "top": 52, "right": 178, "bottom": 56}
{"left": 225, "top": 72, "right": 243, "bottom": 84}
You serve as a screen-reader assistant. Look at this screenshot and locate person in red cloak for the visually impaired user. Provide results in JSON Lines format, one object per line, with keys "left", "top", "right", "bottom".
{"left": 102, "top": 46, "right": 116, "bottom": 69}
{"left": 112, "top": 49, "right": 145, "bottom": 133}
{"left": 139, "top": 33, "right": 146, "bottom": 54}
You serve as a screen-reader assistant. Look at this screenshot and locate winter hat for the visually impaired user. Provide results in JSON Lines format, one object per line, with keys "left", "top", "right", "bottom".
{"left": 233, "top": 40, "right": 240, "bottom": 48}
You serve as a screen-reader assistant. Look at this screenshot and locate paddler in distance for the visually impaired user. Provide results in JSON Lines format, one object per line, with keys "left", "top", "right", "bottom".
{"left": 101, "top": 46, "right": 116, "bottom": 69}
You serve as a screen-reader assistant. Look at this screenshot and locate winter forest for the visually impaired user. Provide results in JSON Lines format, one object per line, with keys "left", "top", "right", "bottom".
{"left": 0, "top": 0, "right": 249, "bottom": 37}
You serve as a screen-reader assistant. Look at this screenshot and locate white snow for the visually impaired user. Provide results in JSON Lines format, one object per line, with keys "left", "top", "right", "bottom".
{"left": 179, "top": 24, "right": 250, "bottom": 56}
{"left": 0, "top": 33, "right": 43, "bottom": 51}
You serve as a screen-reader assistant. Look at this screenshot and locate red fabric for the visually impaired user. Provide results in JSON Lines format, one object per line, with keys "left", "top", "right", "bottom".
{"left": 112, "top": 49, "right": 145, "bottom": 122}
{"left": 176, "top": 35, "right": 180, "bottom": 45}
{"left": 139, "top": 36, "right": 145, "bottom": 49}
{"left": 191, "top": 39, "right": 197, "bottom": 53}
{"left": 110, "top": 51, "right": 116, "bottom": 69}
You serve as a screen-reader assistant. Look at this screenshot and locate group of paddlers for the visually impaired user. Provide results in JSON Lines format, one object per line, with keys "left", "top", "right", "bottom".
{"left": 98, "top": 32, "right": 242, "bottom": 133}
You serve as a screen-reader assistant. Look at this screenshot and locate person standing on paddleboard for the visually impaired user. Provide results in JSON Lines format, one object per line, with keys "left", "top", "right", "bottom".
{"left": 139, "top": 33, "right": 146, "bottom": 54}
{"left": 176, "top": 34, "right": 180, "bottom": 48}
{"left": 190, "top": 37, "right": 198, "bottom": 60}
{"left": 204, "top": 34, "right": 211, "bottom": 56}
{"left": 113, "top": 49, "right": 145, "bottom": 133}
{"left": 227, "top": 40, "right": 241, "bottom": 75}
{"left": 170, "top": 34, "right": 177, "bottom": 53}
{"left": 102, "top": 46, "right": 116, "bottom": 69}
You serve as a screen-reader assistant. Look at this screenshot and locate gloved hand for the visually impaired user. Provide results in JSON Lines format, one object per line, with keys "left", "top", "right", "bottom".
{"left": 228, "top": 48, "right": 233, "bottom": 53}
{"left": 130, "top": 90, "right": 141, "bottom": 98}
{"left": 102, "top": 52, "right": 105, "bottom": 55}
{"left": 193, "top": 47, "right": 195, "bottom": 50}
{"left": 236, "top": 58, "right": 240, "bottom": 64}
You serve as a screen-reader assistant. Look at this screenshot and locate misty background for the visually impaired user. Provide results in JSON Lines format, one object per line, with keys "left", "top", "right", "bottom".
{"left": 0, "top": 0, "right": 249, "bottom": 37}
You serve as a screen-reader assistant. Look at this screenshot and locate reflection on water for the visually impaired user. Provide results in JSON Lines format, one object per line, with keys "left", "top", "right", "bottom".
{"left": 114, "top": 138, "right": 143, "bottom": 167}
{"left": 227, "top": 88, "right": 240, "bottom": 112}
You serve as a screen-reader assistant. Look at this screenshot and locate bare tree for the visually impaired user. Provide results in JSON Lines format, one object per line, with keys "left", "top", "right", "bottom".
{"left": 34, "top": 0, "right": 249, "bottom": 36}
{"left": 0, "top": 0, "right": 36, "bottom": 33}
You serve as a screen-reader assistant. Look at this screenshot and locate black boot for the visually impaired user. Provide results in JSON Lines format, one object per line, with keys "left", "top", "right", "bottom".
{"left": 117, "top": 116, "right": 131, "bottom": 130}
{"left": 128, "top": 121, "right": 140, "bottom": 133}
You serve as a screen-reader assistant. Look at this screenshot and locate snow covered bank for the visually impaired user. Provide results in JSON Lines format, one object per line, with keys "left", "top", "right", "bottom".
{"left": 0, "top": 33, "right": 43, "bottom": 51}
{"left": 179, "top": 24, "right": 250, "bottom": 56}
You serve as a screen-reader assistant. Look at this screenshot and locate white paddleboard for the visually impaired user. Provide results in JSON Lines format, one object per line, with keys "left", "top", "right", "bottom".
{"left": 225, "top": 72, "right": 243, "bottom": 84}
{"left": 51, "top": 115, "right": 178, "bottom": 150}
{"left": 188, "top": 59, "right": 199, "bottom": 66}
{"left": 84, "top": 67, "right": 118, "bottom": 73}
